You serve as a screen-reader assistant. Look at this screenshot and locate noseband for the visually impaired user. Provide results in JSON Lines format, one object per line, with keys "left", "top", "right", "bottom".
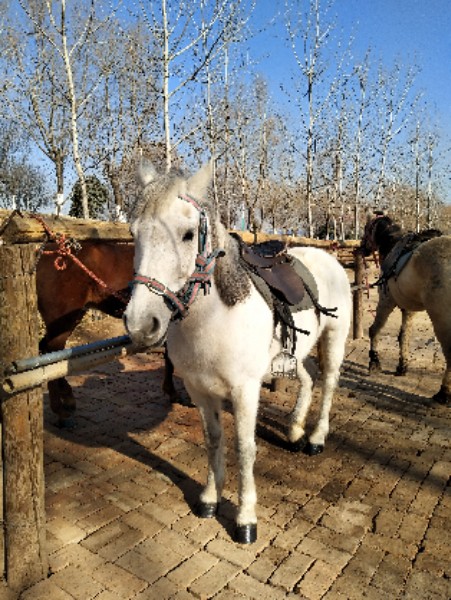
{"left": 131, "top": 194, "right": 224, "bottom": 320}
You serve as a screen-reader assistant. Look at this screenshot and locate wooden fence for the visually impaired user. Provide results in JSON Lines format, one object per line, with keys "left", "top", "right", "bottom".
{"left": 0, "top": 209, "right": 366, "bottom": 593}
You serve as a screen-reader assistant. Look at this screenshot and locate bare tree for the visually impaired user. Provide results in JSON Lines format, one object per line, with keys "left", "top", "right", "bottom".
{"left": 283, "top": 0, "right": 352, "bottom": 237}
{"left": 138, "top": 0, "right": 250, "bottom": 172}
{"left": 12, "top": 0, "right": 120, "bottom": 218}
{"left": 371, "top": 60, "right": 420, "bottom": 206}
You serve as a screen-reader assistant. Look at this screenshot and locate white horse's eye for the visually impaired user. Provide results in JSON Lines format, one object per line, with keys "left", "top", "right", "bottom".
{"left": 182, "top": 230, "right": 195, "bottom": 242}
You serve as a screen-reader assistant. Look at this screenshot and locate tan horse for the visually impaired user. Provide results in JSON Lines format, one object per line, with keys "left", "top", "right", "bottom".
{"left": 359, "top": 215, "right": 451, "bottom": 405}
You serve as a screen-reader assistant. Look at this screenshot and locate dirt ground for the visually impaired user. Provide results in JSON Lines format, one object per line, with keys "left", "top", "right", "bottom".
{"left": 3, "top": 264, "right": 450, "bottom": 600}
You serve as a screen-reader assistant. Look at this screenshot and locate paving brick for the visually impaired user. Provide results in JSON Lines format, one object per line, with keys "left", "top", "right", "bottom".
{"left": 188, "top": 560, "right": 241, "bottom": 598}
{"left": 295, "top": 559, "right": 343, "bottom": 600}
{"left": 402, "top": 570, "right": 451, "bottom": 599}
{"left": 295, "top": 535, "right": 352, "bottom": 569}
{"left": 342, "top": 542, "right": 384, "bottom": 581}
{"left": 398, "top": 512, "right": 429, "bottom": 545}
{"left": 246, "top": 544, "right": 289, "bottom": 583}
{"left": 92, "top": 591, "right": 123, "bottom": 600}
{"left": 270, "top": 552, "right": 314, "bottom": 591}
{"left": 298, "top": 497, "right": 330, "bottom": 524}
{"left": 97, "top": 526, "right": 146, "bottom": 561}
{"left": 272, "top": 518, "right": 312, "bottom": 550}
{"left": 205, "top": 537, "right": 255, "bottom": 568}
{"left": 152, "top": 528, "right": 199, "bottom": 557}
{"left": 139, "top": 500, "right": 180, "bottom": 527}
{"left": 320, "top": 499, "right": 373, "bottom": 536}
{"left": 166, "top": 550, "right": 219, "bottom": 587}
{"left": 370, "top": 554, "right": 411, "bottom": 595}
{"left": 117, "top": 538, "right": 184, "bottom": 585}
{"left": 81, "top": 520, "right": 131, "bottom": 553}
{"left": 228, "top": 572, "right": 287, "bottom": 599}
{"left": 49, "top": 565, "right": 105, "bottom": 599}
{"left": 92, "top": 562, "right": 148, "bottom": 597}
{"left": 76, "top": 505, "right": 126, "bottom": 535}
{"left": 373, "top": 507, "right": 404, "bottom": 535}
{"left": 49, "top": 543, "right": 105, "bottom": 573}
{"left": 364, "top": 532, "right": 418, "bottom": 560}
{"left": 19, "top": 579, "right": 74, "bottom": 600}
{"left": 306, "top": 524, "right": 361, "bottom": 555}
{"left": 46, "top": 516, "right": 87, "bottom": 544}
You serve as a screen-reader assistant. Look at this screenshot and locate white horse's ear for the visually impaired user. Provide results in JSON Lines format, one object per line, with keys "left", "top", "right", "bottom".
{"left": 137, "top": 157, "right": 158, "bottom": 187}
{"left": 187, "top": 160, "right": 213, "bottom": 198}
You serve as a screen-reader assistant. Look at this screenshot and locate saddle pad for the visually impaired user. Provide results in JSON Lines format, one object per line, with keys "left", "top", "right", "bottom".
{"left": 248, "top": 255, "right": 318, "bottom": 314}
{"left": 290, "top": 257, "right": 318, "bottom": 313}
{"left": 392, "top": 251, "right": 412, "bottom": 278}
{"left": 381, "top": 243, "right": 414, "bottom": 280}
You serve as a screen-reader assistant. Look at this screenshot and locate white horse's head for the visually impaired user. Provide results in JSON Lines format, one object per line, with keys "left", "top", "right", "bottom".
{"left": 124, "top": 159, "right": 214, "bottom": 348}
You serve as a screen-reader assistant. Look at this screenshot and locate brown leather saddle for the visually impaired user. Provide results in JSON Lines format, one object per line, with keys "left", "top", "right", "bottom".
{"left": 239, "top": 239, "right": 306, "bottom": 306}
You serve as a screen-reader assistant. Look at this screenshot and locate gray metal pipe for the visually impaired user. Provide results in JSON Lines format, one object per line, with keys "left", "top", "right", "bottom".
{"left": 8, "top": 335, "right": 131, "bottom": 374}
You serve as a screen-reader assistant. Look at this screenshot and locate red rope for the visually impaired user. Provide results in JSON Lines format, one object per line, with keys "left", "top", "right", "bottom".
{"left": 31, "top": 215, "right": 129, "bottom": 304}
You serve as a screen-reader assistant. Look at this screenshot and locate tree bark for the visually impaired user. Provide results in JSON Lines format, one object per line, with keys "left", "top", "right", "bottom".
{"left": 0, "top": 244, "right": 48, "bottom": 591}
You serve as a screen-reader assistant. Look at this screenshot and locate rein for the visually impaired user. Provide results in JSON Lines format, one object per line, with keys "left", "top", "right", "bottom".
{"left": 131, "top": 195, "right": 224, "bottom": 320}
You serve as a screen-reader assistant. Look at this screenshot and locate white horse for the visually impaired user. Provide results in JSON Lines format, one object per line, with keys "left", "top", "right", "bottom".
{"left": 124, "top": 161, "right": 351, "bottom": 543}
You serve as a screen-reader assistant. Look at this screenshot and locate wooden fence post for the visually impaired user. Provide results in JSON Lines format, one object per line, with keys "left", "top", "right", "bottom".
{"left": 0, "top": 244, "right": 48, "bottom": 592}
{"left": 353, "top": 251, "right": 364, "bottom": 339}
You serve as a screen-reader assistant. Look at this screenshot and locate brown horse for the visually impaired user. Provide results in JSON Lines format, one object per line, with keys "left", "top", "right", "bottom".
{"left": 37, "top": 240, "right": 176, "bottom": 426}
{"left": 359, "top": 215, "right": 451, "bottom": 405}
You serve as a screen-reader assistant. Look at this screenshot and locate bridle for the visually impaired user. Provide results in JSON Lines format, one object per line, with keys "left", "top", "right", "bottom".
{"left": 131, "top": 194, "right": 224, "bottom": 320}
{"left": 360, "top": 215, "right": 386, "bottom": 268}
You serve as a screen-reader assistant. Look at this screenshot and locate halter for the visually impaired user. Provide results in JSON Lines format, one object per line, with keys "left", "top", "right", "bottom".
{"left": 361, "top": 214, "right": 386, "bottom": 253}
{"left": 131, "top": 194, "right": 224, "bottom": 320}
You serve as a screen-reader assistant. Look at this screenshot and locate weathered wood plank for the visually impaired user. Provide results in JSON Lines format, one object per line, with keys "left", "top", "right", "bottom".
{"left": 0, "top": 210, "right": 131, "bottom": 243}
{"left": 1, "top": 210, "right": 361, "bottom": 247}
{"left": 0, "top": 244, "right": 48, "bottom": 591}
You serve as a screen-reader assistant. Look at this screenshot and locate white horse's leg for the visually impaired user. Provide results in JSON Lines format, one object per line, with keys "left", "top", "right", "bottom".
{"left": 369, "top": 289, "right": 397, "bottom": 372}
{"left": 307, "top": 330, "right": 346, "bottom": 454}
{"left": 288, "top": 359, "right": 315, "bottom": 451}
{"left": 193, "top": 395, "right": 225, "bottom": 517}
{"left": 396, "top": 310, "right": 415, "bottom": 375}
{"left": 232, "top": 380, "right": 260, "bottom": 544}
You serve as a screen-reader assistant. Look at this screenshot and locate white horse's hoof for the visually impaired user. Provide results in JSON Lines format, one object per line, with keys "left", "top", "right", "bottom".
{"left": 234, "top": 523, "right": 257, "bottom": 544}
{"left": 433, "top": 387, "right": 451, "bottom": 406}
{"left": 306, "top": 442, "right": 324, "bottom": 456}
{"left": 289, "top": 434, "right": 308, "bottom": 453}
{"left": 195, "top": 502, "right": 218, "bottom": 518}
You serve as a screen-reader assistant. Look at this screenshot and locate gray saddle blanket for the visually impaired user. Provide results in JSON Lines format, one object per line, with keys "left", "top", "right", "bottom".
{"left": 381, "top": 244, "right": 414, "bottom": 280}
{"left": 247, "top": 255, "right": 318, "bottom": 313}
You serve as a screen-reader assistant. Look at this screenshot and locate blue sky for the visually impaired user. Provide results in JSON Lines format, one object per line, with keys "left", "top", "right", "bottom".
{"left": 250, "top": 0, "right": 450, "bottom": 120}
{"left": 245, "top": 0, "right": 450, "bottom": 200}
{"left": 337, "top": 0, "right": 450, "bottom": 127}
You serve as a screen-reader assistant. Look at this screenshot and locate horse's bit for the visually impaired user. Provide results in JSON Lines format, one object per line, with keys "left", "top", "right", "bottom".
{"left": 131, "top": 194, "right": 224, "bottom": 320}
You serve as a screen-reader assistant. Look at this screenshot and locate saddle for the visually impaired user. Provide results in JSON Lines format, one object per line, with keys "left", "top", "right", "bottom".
{"left": 381, "top": 229, "right": 442, "bottom": 282}
{"left": 239, "top": 239, "right": 307, "bottom": 306}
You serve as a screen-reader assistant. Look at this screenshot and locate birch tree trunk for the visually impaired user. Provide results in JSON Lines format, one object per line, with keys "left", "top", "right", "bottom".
{"left": 60, "top": 0, "right": 89, "bottom": 218}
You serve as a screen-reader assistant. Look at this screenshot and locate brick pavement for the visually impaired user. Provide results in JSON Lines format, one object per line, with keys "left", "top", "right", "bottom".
{"left": 2, "top": 285, "right": 450, "bottom": 600}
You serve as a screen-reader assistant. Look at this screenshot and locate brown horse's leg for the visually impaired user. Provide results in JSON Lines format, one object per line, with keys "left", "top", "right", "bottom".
{"left": 369, "top": 289, "right": 397, "bottom": 373}
{"left": 396, "top": 310, "right": 415, "bottom": 375}
{"left": 40, "top": 309, "right": 86, "bottom": 426}
{"left": 162, "top": 346, "right": 178, "bottom": 402}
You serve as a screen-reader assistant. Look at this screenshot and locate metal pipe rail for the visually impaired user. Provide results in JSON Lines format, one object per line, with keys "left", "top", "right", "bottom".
{"left": 1, "top": 335, "right": 136, "bottom": 397}
{"left": 7, "top": 335, "right": 131, "bottom": 374}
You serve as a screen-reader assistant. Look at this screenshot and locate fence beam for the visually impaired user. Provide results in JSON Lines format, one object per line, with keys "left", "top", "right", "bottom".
{"left": 0, "top": 244, "right": 48, "bottom": 592}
